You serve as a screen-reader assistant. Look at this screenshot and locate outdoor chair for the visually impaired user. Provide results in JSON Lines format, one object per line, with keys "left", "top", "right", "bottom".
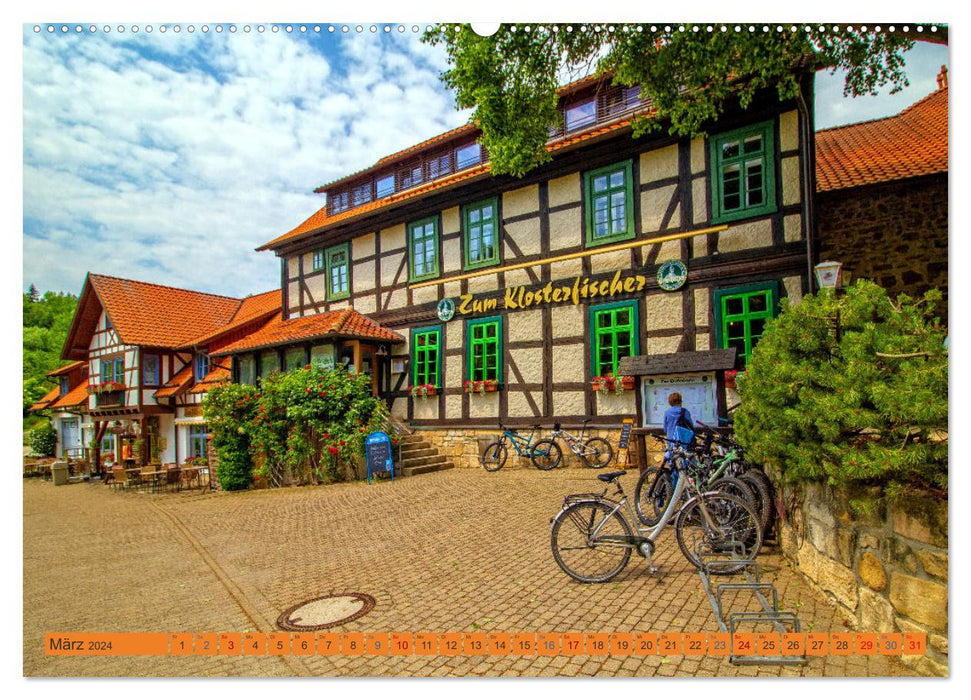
{"left": 181, "top": 467, "right": 199, "bottom": 491}
{"left": 140, "top": 466, "right": 160, "bottom": 493}
{"left": 111, "top": 466, "right": 128, "bottom": 492}
{"left": 163, "top": 467, "right": 181, "bottom": 493}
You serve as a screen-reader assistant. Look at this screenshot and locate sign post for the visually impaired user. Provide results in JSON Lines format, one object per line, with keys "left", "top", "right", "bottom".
{"left": 616, "top": 418, "right": 634, "bottom": 469}
{"left": 365, "top": 432, "right": 395, "bottom": 485}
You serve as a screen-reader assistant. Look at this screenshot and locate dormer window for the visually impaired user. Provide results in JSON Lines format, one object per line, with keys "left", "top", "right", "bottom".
{"left": 565, "top": 99, "right": 597, "bottom": 132}
{"left": 194, "top": 354, "right": 209, "bottom": 381}
{"left": 455, "top": 143, "right": 481, "bottom": 169}
{"left": 59, "top": 376, "right": 69, "bottom": 396}
{"left": 376, "top": 174, "right": 395, "bottom": 199}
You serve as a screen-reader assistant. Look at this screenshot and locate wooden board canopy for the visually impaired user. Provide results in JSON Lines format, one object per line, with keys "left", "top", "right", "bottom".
{"left": 618, "top": 349, "right": 737, "bottom": 376}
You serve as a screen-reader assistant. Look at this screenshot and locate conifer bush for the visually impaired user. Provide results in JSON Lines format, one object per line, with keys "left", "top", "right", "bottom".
{"left": 734, "top": 281, "right": 947, "bottom": 491}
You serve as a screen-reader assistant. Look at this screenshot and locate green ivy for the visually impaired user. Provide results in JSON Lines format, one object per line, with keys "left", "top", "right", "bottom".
{"left": 734, "top": 281, "right": 947, "bottom": 491}
{"left": 203, "top": 366, "right": 389, "bottom": 489}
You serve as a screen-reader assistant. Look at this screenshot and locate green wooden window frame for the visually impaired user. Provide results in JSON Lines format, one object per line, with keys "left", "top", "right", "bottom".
{"left": 463, "top": 198, "right": 500, "bottom": 270}
{"left": 584, "top": 160, "right": 635, "bottom": 247}
{"left": 467, "top": 316, "right": 502, "bottom": 382}
{"left": 713, "top": 281, "right": 780, "bottom": 367}
{"left": 312, "top": 249, "right": 325, "bottom": 271}
{"left": 408, "top": 217, "right": 439, "bottom": 282}
{"left": 590, "top": 300, "right": 639, "bottom": 378}
{"left": 325, "top": 243, "right": 350, "bottom": 300}
{"left": 411, "top": 326, "right": 442, "bottom": 388}
{"left": 709, "top": 120, "right": 777, "bottom": 223}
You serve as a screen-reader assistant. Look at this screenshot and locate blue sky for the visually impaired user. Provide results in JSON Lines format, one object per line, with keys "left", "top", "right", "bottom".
{"left": 21, "top": 24, "right": 949, "bottom": 300}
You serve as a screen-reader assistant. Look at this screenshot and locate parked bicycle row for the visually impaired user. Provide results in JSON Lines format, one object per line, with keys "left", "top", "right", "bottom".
{"left": 480, "top": 419, "right": 613, "bottom": 472}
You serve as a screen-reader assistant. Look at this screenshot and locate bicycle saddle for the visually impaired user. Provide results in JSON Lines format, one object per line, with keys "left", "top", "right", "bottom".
{"left": 597, "top": 471, "right": 626, "bottom": 483}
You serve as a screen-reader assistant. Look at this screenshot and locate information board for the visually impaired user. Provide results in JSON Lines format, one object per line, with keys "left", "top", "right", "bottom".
{"left": 365, "top": 432, "right": 394, "bottom": 484}
{"left": 642, "top": 374, "right": 717, "bottom": 427}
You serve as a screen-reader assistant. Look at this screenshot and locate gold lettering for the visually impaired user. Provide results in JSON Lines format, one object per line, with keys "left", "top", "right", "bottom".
{"left": 609, "top": 270, "right": 624, "bottom": 296}
{"left": 485, "top": 298, "right": 497, "bottom": 312}
{"left": 458, "top": 294, "right": 474, "bottom": 314}
{"left": 541, "top": 282, "right": 553, "bottom": 303}
{"left": 552, "top": 288, "right": 563, "bottom": 302}
{"left": 524, "top": 290, "right": 534, "bottom": 306}
{"left": 635, "top": 275, "right": 646, "bottom": 291}
{"left": 517, "top": 287, "right": 526, "bottom": 308}
{"left": 599, "top": 280, "right": 610, "bottom": 296}
{"left": 572, "top": 277, "right": 581, "bottom": 305}
{"left": 504, "top": 288, "right": 518, "bottom": 310}
{"left": 623, "top": 277, "right": 637, "bottom": 293}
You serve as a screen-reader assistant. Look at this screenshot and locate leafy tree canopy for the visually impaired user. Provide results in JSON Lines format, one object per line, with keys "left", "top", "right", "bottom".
{"left": 423, "top": 24, "right": 936, "bottom": 177}
{"left": 23, "top": 289, "right": 79, "bottom": 416}
{"left": 734, "top": 281, "right": 947, "bottom": 491}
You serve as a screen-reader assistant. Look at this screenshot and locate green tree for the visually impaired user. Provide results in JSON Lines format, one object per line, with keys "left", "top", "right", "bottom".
{"left": 424, "top": 24, "right": 942, "bottom": 177}
{"left": 733, "top": 281, "right": 947, "bottom": 490}
{"left": 23, "top": 289, "right": 79, "bottom": 417}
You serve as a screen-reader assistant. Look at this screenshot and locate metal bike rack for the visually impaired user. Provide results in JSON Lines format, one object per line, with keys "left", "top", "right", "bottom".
{"left": 695, "top": 542, "right": 807, "bottom": 666}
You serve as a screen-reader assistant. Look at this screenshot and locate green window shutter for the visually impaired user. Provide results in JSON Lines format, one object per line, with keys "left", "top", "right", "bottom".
{"left": 709, "top": 120, "right": 777, "bottom": 224}
{"left": 467, "top": 316, "right": 502, "bottom": 382}
{"left": 411, "top": 326, "right": 442, "bottom": 387}
{"left": 325, "top": 243, "right": 350, "bottom": 300}
{"left": 463, "top": 198, "right": 500, "bottom": 270}
{"left": 713, "top": 282, "right": 780, "bottom": 367}
{"left": 589, "top": 301, "right": 639, "bottom": 377}
{"left": 584, "top": 160, "right": 634, "bottom": 247}
{"left": 408, "top": 217, "right": 439, "bottom": 282}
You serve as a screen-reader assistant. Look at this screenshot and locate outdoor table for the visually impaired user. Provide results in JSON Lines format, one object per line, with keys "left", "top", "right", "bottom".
{"left": 138, "top": 470, "right": 166, "bottom": 493}
{"left": 180, "top": 467, "right": 201, "bottom": 490}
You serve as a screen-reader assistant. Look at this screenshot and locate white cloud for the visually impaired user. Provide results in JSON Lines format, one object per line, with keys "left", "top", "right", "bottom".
{"left": 22, "top": 27, "right": 468, "bottom": 299}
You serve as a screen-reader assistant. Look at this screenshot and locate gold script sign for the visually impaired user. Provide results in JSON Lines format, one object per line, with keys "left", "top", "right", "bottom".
{"left": 455, "top": 270, "right": 647, "bottom": 316}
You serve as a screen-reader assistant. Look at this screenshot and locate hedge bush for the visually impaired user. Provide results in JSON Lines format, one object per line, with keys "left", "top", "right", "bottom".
{"left": 29, "top": 422, "right": 57, "bottom": 456}
{"left": 734, "top": 281, "right": 947, "bottom": 491}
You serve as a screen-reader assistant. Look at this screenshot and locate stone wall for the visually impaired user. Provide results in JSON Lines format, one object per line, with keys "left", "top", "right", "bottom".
{"left": 768, "top": 475, "right": 948, "bottom": 676}
{"left": 817, "top": 174, "right": 948, "bottom": 308}
{"left": 419, "top": 427, "right": 644, "bottom": 470}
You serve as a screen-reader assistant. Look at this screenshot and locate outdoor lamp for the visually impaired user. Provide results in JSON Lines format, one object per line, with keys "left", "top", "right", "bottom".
{"left": 814, "top": 261, "right": 844, "bottom": 290}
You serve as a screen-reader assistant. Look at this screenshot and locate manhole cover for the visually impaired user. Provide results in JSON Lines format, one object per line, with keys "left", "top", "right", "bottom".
{"left": 276, "top": 593, "right": 376, "bottom": 631}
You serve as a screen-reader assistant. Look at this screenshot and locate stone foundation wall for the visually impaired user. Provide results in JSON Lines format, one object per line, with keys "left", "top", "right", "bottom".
{"left": 817, "top": 174, "right": 948, "bottom": 308}
{"left": 417, "top": 427, "right": 645, "bottom": 470}
{"left": 767, "top": 474, "right": 948, "bottom": 676}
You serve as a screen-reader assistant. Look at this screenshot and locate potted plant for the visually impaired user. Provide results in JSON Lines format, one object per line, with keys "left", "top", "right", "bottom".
{"left": 464, "top": 379, "right": 500, "bottom": 395}
{"left": 619, "top": 375, "right": 636, "bottom": 390}
{"left": 408, "top": 384, "right": 437, "bottom": 398}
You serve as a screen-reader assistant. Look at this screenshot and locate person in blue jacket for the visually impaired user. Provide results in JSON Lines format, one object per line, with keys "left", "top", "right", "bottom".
{"left": 663, "top": 391, "right": 694, "bottom": 443}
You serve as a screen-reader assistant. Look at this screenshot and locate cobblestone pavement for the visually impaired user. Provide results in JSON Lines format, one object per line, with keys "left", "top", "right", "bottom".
{"left": 24, "top": 470, "right": 919, "bottom": 677}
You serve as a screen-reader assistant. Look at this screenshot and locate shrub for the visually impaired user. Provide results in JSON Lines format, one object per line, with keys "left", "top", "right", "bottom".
{"left": 734, "top": 281, "right": 947, "bottom": 490}
{"left": 29, "top": 422, "right": 57, "bottom": 456}
{"left": 203, "top": 383, "right": 257, "bottom": 491}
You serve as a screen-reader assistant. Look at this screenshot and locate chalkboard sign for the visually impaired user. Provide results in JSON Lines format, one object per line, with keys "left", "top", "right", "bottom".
{"left": 365, "top": 432, "right": 395, "bottom": 485}
{"left": 618, "top": 419, "right": 634, "bottom": 449}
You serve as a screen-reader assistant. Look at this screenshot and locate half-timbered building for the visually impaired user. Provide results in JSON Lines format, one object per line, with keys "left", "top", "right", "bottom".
{"left": 247, "top": 70, "right": 819, "bottom": 465}
{"left": 56, "top": 274, "right": 280, "bottom": 471}
{"left": 29, "top": 361, "right": 90, "bottom": 458}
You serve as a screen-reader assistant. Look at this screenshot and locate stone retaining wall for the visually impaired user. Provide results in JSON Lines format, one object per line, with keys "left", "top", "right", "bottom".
{"left": 768, "top": 474, "right": 948, "bottom": 676}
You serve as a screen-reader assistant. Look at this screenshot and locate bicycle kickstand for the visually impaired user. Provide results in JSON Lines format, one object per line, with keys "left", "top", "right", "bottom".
{"left": 639, "top": 541, "right": 659, "bottom": 576}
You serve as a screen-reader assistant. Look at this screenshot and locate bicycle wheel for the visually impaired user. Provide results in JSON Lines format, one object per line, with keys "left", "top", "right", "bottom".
{"left": 480, "top": 441, "right": 508, "bottom": 472}
{"left": 530, "top": 439, "right": 562, "bottom": 471}
{"left": 634, "top": 467, "right": 674, "bottom": 527}
{"left": 674, "top": 492, "right": 763, "bottom": 574}
{"left": 709, "top": 477, "right": 756, "bottom": 513}
{"left": 551, "top": 500, "right": 633, "bottom": 583}
{"left": 580, "top": 437, "right": 613, "bottom": 469}
{"left": 739, "top": 469, "right": 776, "bottom": 535}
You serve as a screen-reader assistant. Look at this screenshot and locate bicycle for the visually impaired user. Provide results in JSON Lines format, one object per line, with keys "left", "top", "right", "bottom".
{"left": 530, "top": 419, "right": 613, "bottom": 470}
{"left": 480, "top": 423, "right": 547, "bottom": 472}
{"left": 550, "top": 438, "right": 763, "bottom": 583}
{"left": 634, "top": 425, "right": 773, "bottom": 534}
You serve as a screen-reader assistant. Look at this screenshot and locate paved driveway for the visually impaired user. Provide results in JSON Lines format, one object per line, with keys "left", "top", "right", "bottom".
{"left": 23, "top": 470, "right": 913, "bottom": 677}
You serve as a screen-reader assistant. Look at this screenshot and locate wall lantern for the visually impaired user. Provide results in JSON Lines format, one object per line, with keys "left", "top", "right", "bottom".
{"left": 814, "top": 261, "right": 844, "bottom": 290}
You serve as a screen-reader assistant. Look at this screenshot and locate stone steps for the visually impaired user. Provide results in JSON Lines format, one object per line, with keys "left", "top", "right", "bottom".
{"left": 396, "top": 434, "right": 454, "bottom": 477}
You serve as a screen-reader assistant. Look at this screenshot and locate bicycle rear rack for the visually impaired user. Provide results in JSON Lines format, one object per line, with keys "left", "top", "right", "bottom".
{"left": 695, "top": 542, "right": 807, "bottom": 666}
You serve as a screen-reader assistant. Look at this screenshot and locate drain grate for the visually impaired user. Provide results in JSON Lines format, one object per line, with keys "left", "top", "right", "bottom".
{"left": 276, "top": 592, "right": 376, "bottom": 631}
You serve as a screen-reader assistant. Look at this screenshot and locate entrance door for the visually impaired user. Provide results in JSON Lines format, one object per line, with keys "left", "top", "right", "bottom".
{"left": 61, "top": 418, "right": 80, "bottom": 457}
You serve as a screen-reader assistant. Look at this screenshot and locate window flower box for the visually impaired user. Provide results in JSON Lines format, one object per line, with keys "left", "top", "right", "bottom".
{"left": 463, "top": 379, "right": 499, "bottom": 395}
{"left": 88, "top": 381, "right": 126, "bottom": 395}
{"left": 724, "top": 370, "right": 744, "bottom": 389}
{"left": 408, "top": 384, "right": 437, "bottom": 399}
{"left": 591, "top": 374, "right": 635, "bottom": 394}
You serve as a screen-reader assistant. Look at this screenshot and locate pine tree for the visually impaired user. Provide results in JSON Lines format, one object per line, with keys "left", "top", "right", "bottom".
{"left": 734, "top": 281, "right": 947, "bottom": 491}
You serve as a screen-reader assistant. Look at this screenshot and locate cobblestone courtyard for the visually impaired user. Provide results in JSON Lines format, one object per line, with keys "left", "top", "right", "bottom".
{"left": 23, "top": 469, "right": 917, "bottom": 677}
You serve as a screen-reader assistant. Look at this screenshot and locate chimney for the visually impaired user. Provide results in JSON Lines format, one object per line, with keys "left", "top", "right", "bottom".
{"left": 937, "top": 65, "right": 948, "bottom": 89}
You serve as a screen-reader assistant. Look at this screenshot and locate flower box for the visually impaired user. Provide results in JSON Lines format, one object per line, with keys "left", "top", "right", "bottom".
{"left": 591, "top": 375, "right": 635, "bottom": 394}
{"left": 724, "top": 370, "right": 743, "bottom": 389}
{"left": 88, "top": 381, "right": 126, "bottom": 395}
{"left": 408, "top": 384, "right": 438, "bottom": 398}
{"left": 463, "top": 379, "right": 499, "bottom": 395}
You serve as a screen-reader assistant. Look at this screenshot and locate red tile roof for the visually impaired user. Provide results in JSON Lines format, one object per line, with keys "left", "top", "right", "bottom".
{"left": 213, "top": 309, "right": 405, "bottom": 356}
{"left": 816, "top": 86, "right": 948, "bottom": 192}
{"left": 46, "top": 361, "right": 85, "bottom": 377}
{"left": 88, "top": 274, "right": 243, "bottom": 348}
{"left": 155, "top": 364, "right": 194, "bottom": 399}
{"left": 188, "top": 364, "right": 232, "bottom": 394}
{"left": 29, "top": 386, "right": 61, "bottom": 412}
{"left": 260, "top": 112, "right": 643, "bottom": 252}
{"left": 181, "top": 289, "right": 282, "bottom": 348}
{"left": 48, "top": 381, "right": 89, "bottom": 410}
